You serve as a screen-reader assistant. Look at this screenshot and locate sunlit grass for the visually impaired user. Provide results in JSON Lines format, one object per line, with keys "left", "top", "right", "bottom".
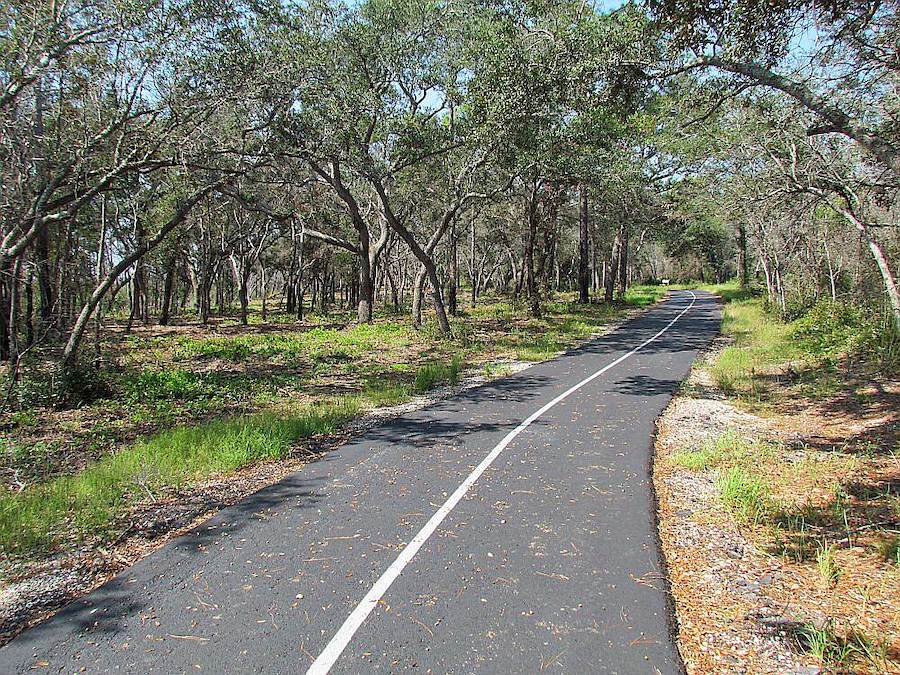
{"left": 414, "top": 357, "right": 462, "bottom": 393}
{"left": 716, "top": 466, "right": 773, "bottom": 525}
{"left": 0, "top": 399, "right": 361, "bottom": 557}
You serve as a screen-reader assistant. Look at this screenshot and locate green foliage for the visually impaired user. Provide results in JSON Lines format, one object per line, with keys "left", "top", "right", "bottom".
{"left": 59, "top": 363, "right": 115, "bottom": 405}
{"left": 796, "top": 623, "right": 890, "bottom": 671}
{"left": 876, "top": 536, "right": 900, "bottom": 565}
{"left": 122, "top": 369, "right": 207, "bottom": 403}
{"left": 793, "top": 300, "right": 900, "bottom": 372}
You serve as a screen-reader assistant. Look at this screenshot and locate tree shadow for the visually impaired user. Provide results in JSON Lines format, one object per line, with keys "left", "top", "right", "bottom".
{"left": 612, "top": 375, "right": 683, "bottom": 397}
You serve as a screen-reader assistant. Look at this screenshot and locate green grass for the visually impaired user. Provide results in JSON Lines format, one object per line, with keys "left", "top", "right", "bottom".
{"left": 672, "top": 447, "right": 721, "bottom": 471}
{"left": 515, "top": 333, "right": 565, "bottom": 361}
{"left": 671, "top": 432, "right": 775, "bottom": 471}
{"left": 710, "top": 298, "right": 801, "bottom": 397}
{"left": 414, "top": 357, "right": 463, "bottom": 393}
{"left": 816, "top": 541, "right": 841, "bottom": 586}
{"left": 361, "top": 379, "right": 413, "bottom": 407}
{"left": 796, "top": 623, "right": 891, "bottom": 671}
{"left": 0, "top": 399, "right": 361, "bottom": 557}
{"left": 171, "top": 322, "right": 413, "bottom": 364}
{"left": 716, "top": 466, "right": 772, "bottom": 525}
{"left": 700, "top": 286, "right": 900, "bottom": 400}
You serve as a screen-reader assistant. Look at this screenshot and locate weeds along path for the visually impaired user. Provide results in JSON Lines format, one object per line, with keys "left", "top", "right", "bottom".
{"left": 0, "top": 291, "right": 720, "bottom": 674}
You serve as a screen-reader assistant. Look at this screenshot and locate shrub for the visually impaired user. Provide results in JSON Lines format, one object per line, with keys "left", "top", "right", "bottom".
{"left": 122, "top": 369, "right": 206, "bottom": 403}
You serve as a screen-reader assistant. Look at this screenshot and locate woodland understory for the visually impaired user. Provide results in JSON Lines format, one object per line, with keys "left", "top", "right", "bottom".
{"left": 1, "top": 0, "right": 900, "bottom": 668}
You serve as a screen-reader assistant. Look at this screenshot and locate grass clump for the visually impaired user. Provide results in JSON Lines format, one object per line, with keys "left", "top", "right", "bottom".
{"left": 414, "top": 357, "right": 463, "bottom": 393}
{"left": 796, "top": 623, "right": 890, "bottom": 671}
{"left": 122, "top": 368, "right": 207, "bottom": 403}
{"left": 672, "top": 431, "right": 773, "bottom": 472}
{"left": 0, "top": 399, "right": 360, "bottom": 558}
{"left": 716, "top": 466, "right": 772, "bottom": 525}
{"left": 875, "top": 536, "right": 900, "bottom": 565}
{"left": 672, "top": 447, "right": 722, "bottom": 471}
{"left": 816, "top": 541, "right": 841, "bottom": 586}
{"left": 482, "top": 362, "right": 513, "bottom": 379}
{"left": 361, "top": 380, "right": 413, "bottom": 407}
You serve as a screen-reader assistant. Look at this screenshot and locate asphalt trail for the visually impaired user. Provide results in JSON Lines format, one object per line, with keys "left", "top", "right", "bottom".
{"left": 1, "top": 290, "right": 720, "bottom": 674}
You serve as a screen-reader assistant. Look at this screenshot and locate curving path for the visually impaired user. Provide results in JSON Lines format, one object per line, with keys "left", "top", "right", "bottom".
{"left": 0, "top": 290, "right": 720, "bottom": 674}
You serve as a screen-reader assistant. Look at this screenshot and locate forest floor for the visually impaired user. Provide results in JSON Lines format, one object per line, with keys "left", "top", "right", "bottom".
{"left": 0, "top": 287, "right": 664, "bottom": 645}
{"left": 655, "top": 287, "right": 900, "bottom": 674}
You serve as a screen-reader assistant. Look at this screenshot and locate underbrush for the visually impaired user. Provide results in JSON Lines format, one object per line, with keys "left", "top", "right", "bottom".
{"left": 709, "top": 295, "right": 898, "bottom": 400}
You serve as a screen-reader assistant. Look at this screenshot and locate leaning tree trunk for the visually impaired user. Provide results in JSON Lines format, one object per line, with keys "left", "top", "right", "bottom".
{"left": 837, "top": 206, "right": 900, "bottom": 329}
{"left": 371, "top": 180, "right": 452, "bottom": 335}
{"left": 63, "top": 182, "right": 222, "bottom": 368}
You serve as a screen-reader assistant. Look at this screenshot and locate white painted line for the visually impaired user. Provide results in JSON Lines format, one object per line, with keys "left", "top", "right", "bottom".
{"left": 306, "top": 291, "right": 698, "bottom": 674}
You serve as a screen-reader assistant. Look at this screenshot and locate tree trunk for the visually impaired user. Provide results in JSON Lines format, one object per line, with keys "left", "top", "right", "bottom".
{"left": 260, "top": 263, "right": 268, "bottom": 321}
{"left": 448, "top": 218, "right": 458, "bottom": 316}
{"left": 738, "top": 222, "right": 749, "bottom": 288}
{"left": 617, "top": 225, "right": 629, "bottom": 298}
{"left": 411, "top": 266, "right": 427, "bottom": 327}
{"left": 159, "top": 257, "right": 177, "bottom": 326}
{"left": 8, "top": 258, "right": 21, "bottom": 377}
{"left": 24, "top": 268, "right": 34, "bottom": 349}
{"left": 578, "top": 186, "right": 590, "bottom": 303}
{"left": 358, "top": 249, "right": 373, "bottom": 323}
{"left": 605, "top": 228, "right": 622, "bottom": 303}
{"left": 525, "top": 183, "right": 541, "bottom": 318}
{"left": 470, "top": 219, "right": 477, "bottom": 307}
{"left": 34, "top": 78, "right": 54, "bottom": 328}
